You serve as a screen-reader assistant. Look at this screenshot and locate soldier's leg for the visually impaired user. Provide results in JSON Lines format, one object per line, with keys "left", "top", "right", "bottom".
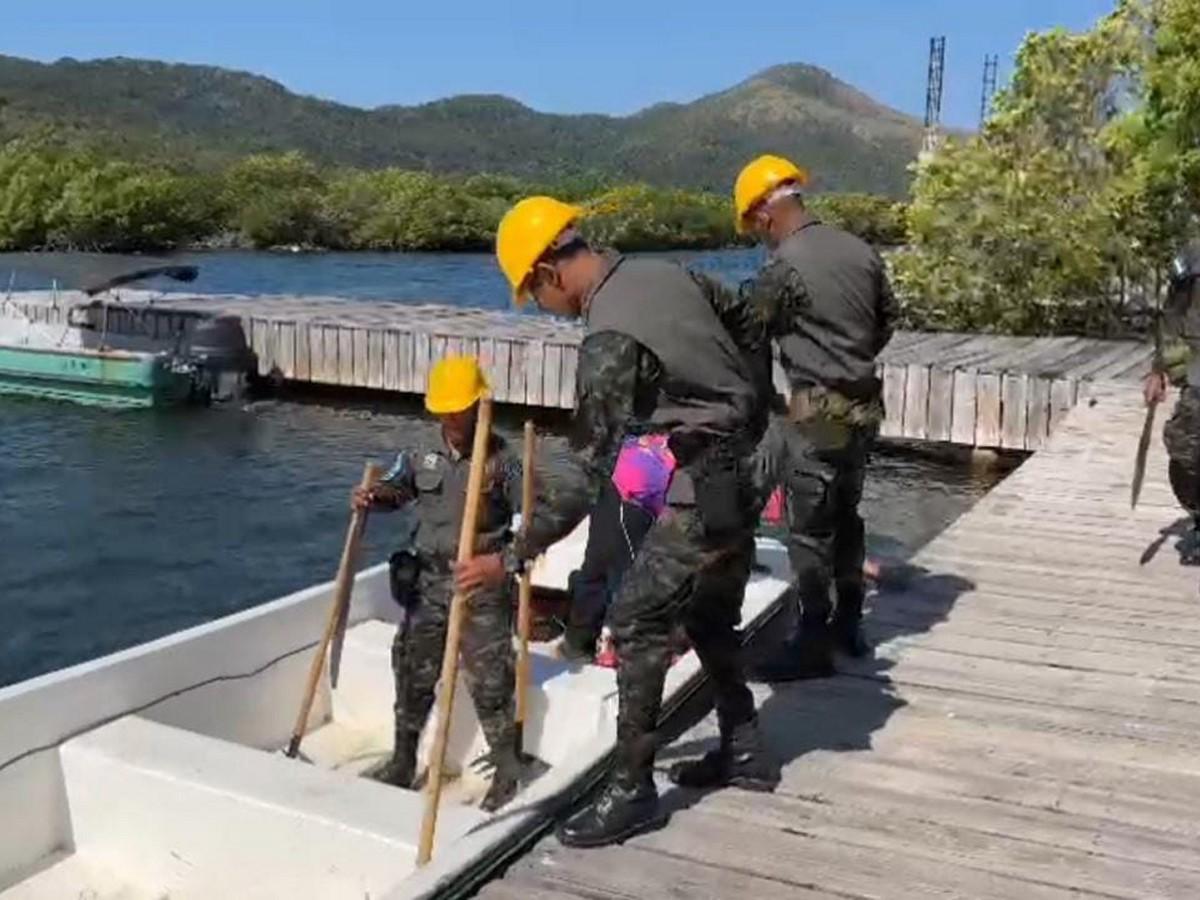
{"left": 459, "top": 582, "right": 520, "bottom": 811}
{"left": 558, "top": 508, "right": 706, "bottom": 848}
{"left": 831, "top": 430, "right": 871, "bottom": 656}
{"left": 379, "top": 571, "right": 449, "bottom": 787}
{"left": 670, "top": 529, "right": 778, "bottom": 791}
{"left": 1164, "top": 386, "right": 1200, "bottom": 563}
{"left": 750, "top": 423, "right": 839, "bottom": 681}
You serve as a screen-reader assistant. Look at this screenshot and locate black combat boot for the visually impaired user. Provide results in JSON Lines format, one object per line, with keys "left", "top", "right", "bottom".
{"left": 749, "top": 615, "right": 835, "bottom": 682}
{"left": 558, "top": 623, "right": 598, "bottom": 662}
{"left": 557, "top": 770, "right": 666, "bottom": 848}
{"left": 668, "top": 717, "right": 779, "bottom": 792}
{"left": 374, "top": 731, "right": 418, "bottom": 788}
{"left": 1180, "top": 517, "right": 1200, "bottom": 566}
{"left": 832, "top": 583, "right": 871, "bottom": 658}
{"left": 479, "top": 743, "right": 522, "bottom": 812}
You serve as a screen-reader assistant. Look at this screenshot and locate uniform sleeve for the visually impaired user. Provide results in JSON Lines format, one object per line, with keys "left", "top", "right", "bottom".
{"left": 372, "top": 451, "right": 417, "bottom": 509}
{"left": 874, "top": 252, "right": 899, "bottom": 355}
{"left": 737, "top": 257, "right": 811, "bottom": 339}
{"left": 512, "top": 330, "right": 658, "bottom": 560}
{"left": 689, "top": 269, "right": 769, "bottom": 358}
{"left": 1157, "top": 283, "right": 1192, "bottom": 382}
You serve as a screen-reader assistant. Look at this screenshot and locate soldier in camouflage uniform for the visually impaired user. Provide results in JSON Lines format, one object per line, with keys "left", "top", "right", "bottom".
{"left": 354, "top": 356, "right": 523, "bottom": 812}
{"left": 456, "top": 196, "right": 777, "bottom": 849}
{"left": 732, "top": 155, "right": 899, "bottom": 681}
{"left": 1145, "top": 238, "right": 1200, "bottom": 562}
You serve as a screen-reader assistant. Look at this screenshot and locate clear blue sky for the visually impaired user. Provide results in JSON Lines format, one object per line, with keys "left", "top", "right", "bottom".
{"left": 5, "top": 0, "right": 1115, "bottom": 129}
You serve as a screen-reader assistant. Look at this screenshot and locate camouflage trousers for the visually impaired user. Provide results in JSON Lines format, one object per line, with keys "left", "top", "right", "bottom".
{"left": 606, "top": 504, "right": 758, "bottom": 785}
{"left": 752, "top": 415, "right": 873, "bottom": 626}
{"left": 1164, "top": 384, "right": 1200, "bottom": 516}
{"left": 391, "top": 568, "right": 515, "bottom": 756}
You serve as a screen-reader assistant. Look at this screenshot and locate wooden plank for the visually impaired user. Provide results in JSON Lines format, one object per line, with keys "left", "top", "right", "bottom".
{"left": 926, "top": 367, "right": 954, "bottom": 443}
{"left": 974, "top": 371, "right": 1002, "bottom": 448}
{"left": 1025, "top": 377, "right": 1053, "bottom": 450}
{"left": 252, "top": 318, "right": 271, "bottom": 376}
{"left": 880, "top": 364, "right": 907, "bottom": 439}
{"left": 295, "top": 324, "right": 312, "bottom": 381}
{"left": 526, "top": 340, "right": 546, "bottom": 407}
{"left": 367, "top": 330, "right": 384, "bottom": 389}
{"left": 352, "top": 328, "right": 369, "bottom": 386}
{"left": 1049, "top": 378, "right": 1076, "bottom": 435}
{"left": 509, "top": 340, "right": 528, "bottom": 405}
{"left": 559, "top": 344, "right": 578, "bottom": 409}
{"left": 1000, "top": 372, "right": 1029, "bottom": 450}
{"left": 317, "top": 325, "right": 337, "bottom": 385}
{"left": 430, "top": 335, "right": 449, "bottom": 371}
{"left": 492, "top": 340, "right": 513, "bottom": 403}
{"left": 397, "top": 332, "right": 415, "bottom": 393}
{"left": 382, "top": 330, "right": 399, "bottom": 392}
{"left": 337, "top": 327, "right": 355, "bottom": 386}
{"left": 543, "top": 342, "right": 563, "bottom": 408}
{"left": 901, "top": 363, "right": 930, "bottom": 440}
{"left": 277, "top": 322, "right": 296, "bottom": 379}
{"left": 950, "top": 368, "right": 978, "bottom": 446}
{"left": 414, "top": 331, "right": 432, "bottom": 394}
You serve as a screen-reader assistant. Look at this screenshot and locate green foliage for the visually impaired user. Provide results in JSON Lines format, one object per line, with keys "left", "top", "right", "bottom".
{"left": 809, "top": 193, "right": 908, "bottom": 246}
{"left": 582, "top": 184, "right": 735, "bottom": 251}
{"left": 896, "top": 0, "right": 1200, "bottom": 336}
{"left": 0, "top": 138, "right": 906, "bottom": 253}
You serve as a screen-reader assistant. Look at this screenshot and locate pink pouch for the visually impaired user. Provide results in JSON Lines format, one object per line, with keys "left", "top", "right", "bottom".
{"left": 611, "top": 434, "right": 676, "bottom": 518}
{"left": 762, "top": 485, "right": 786, "bottom": 525}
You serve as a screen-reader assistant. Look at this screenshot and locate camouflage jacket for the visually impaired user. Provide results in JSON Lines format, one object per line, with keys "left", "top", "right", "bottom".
{"left": 1156, "top": 239, "right": 1200, "bottom": 386}
{"left": 373, "top": 433, "right": 522, "bottom": 567}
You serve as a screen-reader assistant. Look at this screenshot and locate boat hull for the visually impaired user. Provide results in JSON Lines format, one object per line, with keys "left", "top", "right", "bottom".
{"left": 0, "top": 344, "right": 195, "bottom": 409}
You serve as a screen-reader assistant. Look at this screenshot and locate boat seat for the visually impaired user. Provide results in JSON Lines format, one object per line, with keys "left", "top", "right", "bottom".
{"left": 9, "top": 715, "right": 484, "bottom": 899}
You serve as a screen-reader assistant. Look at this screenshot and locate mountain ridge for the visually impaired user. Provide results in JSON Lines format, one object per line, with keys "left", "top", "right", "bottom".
{"left": 0, "top": 54, "right": 923, "bottom": 195}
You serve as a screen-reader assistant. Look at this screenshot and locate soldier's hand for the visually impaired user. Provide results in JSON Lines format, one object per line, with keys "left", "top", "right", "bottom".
{"left": 454, "top": 553, "right": 506, "bottom": 594}
{"left": 351, "top": 486, "right": 374, "bottom": 511}
{"left": 1143, "top": 372, "right": 1167, "bottom": 407}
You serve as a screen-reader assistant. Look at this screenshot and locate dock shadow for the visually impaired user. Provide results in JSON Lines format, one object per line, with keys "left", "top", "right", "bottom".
{"left": 655, "top": 564, "right": 975, "bottom": 814}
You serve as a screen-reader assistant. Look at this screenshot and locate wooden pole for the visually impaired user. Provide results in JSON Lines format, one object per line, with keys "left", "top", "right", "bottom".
{"left": 285, "top": 460, "right": 382, "bottom": 759}
{"left": 417, "top": 395, "right": 494, "bottom": 867}
{"left": 514, "top": 421, "right": 536, "bottom": 754}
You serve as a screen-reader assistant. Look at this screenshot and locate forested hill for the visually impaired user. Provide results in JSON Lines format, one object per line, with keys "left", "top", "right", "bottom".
{"left": 0, "top": 55, "right": 922, "bottom": 195}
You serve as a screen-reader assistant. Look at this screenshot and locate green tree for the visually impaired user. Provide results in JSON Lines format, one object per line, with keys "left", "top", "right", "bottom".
{"left": 896, "top": 0, "right": 1200, "bottom": 336}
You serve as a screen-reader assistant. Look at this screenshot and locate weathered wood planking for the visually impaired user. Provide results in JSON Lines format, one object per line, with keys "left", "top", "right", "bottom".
{"left": 18, "top": 290, "right": 1157, "bottom": 450}
{"left": 482, "top": 382, "right": 1200, "bottom": 900}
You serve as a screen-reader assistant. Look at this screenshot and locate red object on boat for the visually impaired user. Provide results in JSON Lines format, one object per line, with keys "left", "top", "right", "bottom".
{"left": 762, "top": 486, "right": 786, "bottom": 524}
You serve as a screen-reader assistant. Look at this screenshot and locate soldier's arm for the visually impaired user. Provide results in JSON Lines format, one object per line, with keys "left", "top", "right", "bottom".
{"left": 369, "top": 451, "right": 418, "bottom": 509}
{"left": 737, "top": 258, "right": 811, "bottom": 339}
{"left": 690, "top": 269, "right": 769, "bottom": 357}
{"left": 874, "top": 252, "right": 899, "bottom": 355}
{"left": 512, "top": 330, "right": 657, "bottom": 560}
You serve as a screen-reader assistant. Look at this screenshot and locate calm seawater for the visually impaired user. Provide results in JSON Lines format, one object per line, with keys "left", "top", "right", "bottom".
{"left": 0, "top": 251, "right": 1006, "bottom": 687}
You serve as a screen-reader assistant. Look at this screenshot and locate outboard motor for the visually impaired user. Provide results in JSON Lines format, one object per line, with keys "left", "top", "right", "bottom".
{"left": 181, "top": 315, "right": 257, "bottom": 403}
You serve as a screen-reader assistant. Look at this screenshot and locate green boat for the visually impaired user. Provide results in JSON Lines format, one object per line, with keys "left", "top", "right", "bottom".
{"left": 1, "top": 261, "right": 256, "bottom": 409}
{"left": 0, "top": 344, "right": 197, "bottom": 408}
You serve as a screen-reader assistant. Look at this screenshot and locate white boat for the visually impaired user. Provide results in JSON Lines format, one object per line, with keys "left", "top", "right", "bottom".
{"left": 0, "top": 521, "right": 791, "bottom": 900}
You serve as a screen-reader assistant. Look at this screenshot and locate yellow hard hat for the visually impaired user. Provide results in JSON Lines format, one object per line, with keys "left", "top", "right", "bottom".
{"left": 495, "top": 196, "right": 583, "bottom": 304}
{"left": 733, "top": 155, "right": 810, "bottom": 232}
{"left": 425, "top": 355, "right": 489, "bottom": 414}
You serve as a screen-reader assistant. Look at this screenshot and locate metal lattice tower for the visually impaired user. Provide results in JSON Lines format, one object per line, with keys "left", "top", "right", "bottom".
{"left": 923, "top": 36, "right": 947, "bottom": 155}
{"left": 980, "top": 54, "right": 999, "bottom": 127}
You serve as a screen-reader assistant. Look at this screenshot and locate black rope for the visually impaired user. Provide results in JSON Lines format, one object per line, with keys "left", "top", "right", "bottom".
{"left": 0, "top": 638, "right": 320, "bottom": 776}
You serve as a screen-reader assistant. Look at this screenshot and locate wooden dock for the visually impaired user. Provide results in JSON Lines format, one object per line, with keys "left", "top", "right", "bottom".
{"left": 479, "top": 381, "right": 1200, "bottom": 900}
{"left": 5, "top": 291, "right": 1152, "bottom": 450}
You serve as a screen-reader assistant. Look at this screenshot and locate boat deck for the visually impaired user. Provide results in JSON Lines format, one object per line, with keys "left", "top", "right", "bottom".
{"left": 482, "top": 381, "right": 1200, "bottom": 900}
